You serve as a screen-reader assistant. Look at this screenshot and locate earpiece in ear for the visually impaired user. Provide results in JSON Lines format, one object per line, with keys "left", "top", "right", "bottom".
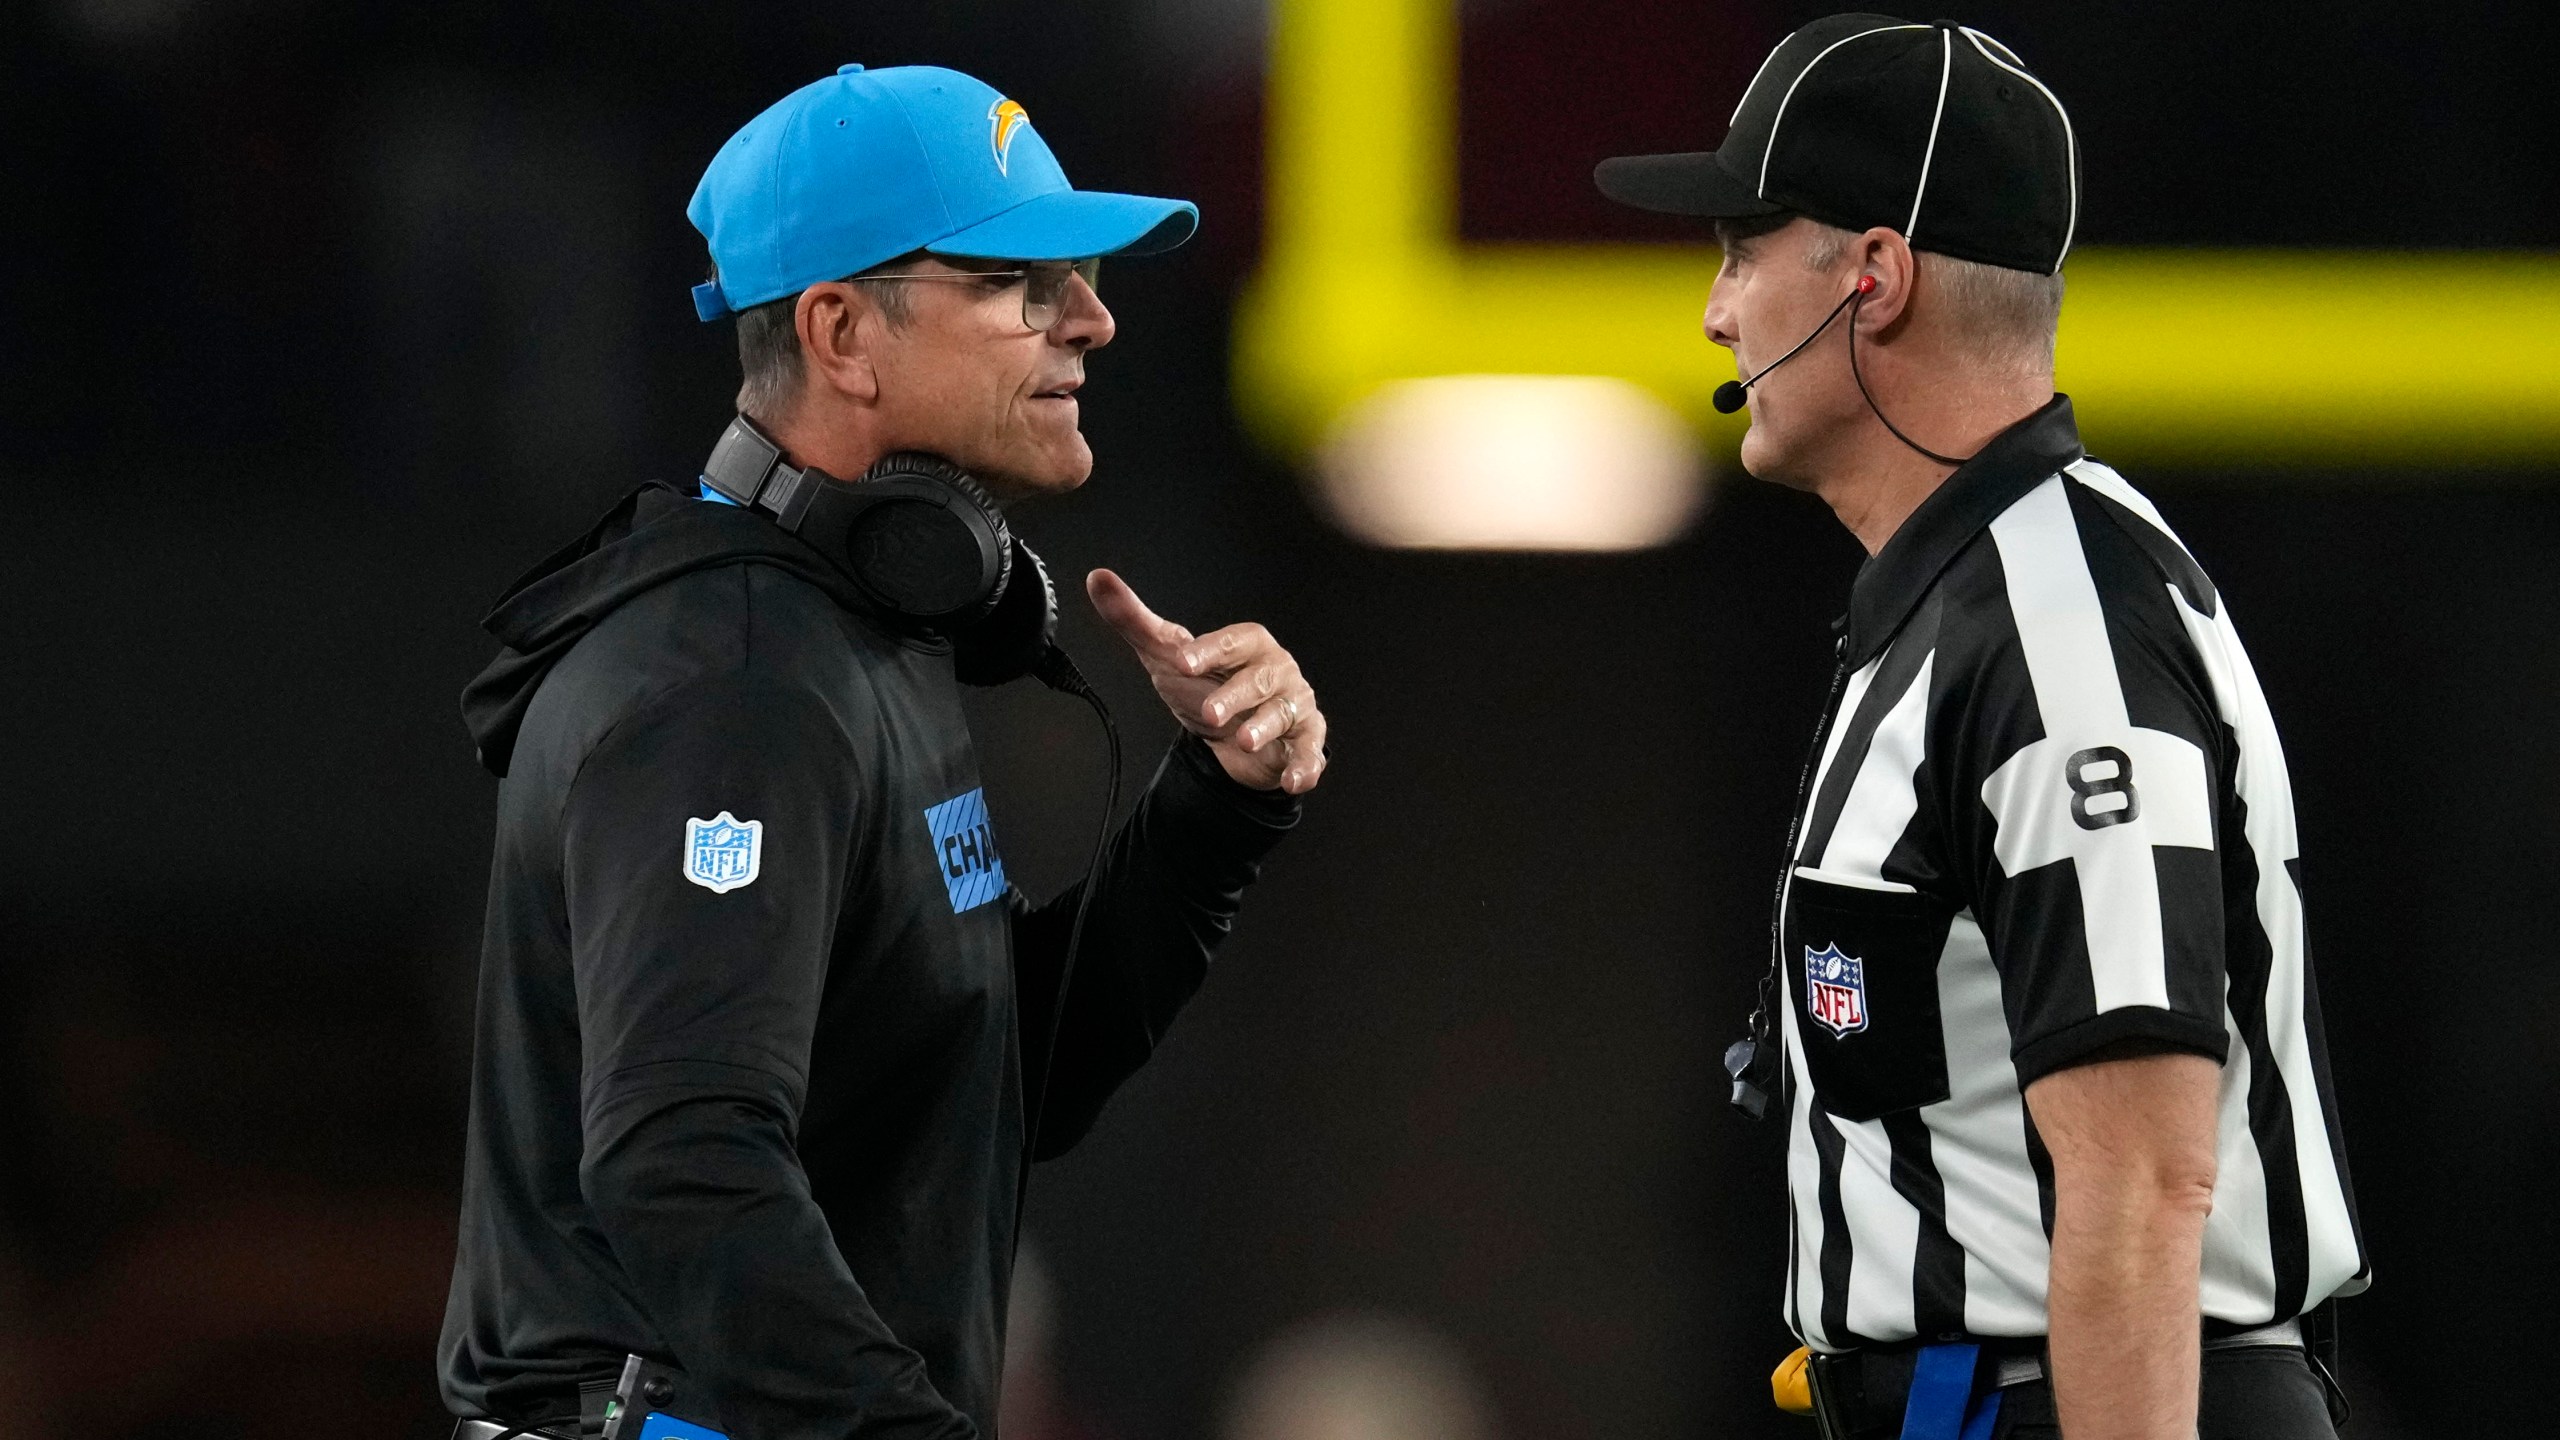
{"left": 1857, "top": 274, "right": 1878, "bottom": 294}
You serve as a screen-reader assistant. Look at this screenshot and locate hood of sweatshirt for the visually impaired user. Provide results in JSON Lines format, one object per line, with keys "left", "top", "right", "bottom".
{"left": 461, "top": 483, "right": 872, "bottom": 777}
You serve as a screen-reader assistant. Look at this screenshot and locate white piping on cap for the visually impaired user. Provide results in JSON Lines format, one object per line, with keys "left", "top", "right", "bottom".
{"left": 1732, "top": 32, "right": 1793, "bottom": 126}
{"left": 1906, "top": 28, "right": 1954, "bottom": 237}
{"left": 1968, "top": 29, "right": 2025, "bottom": 67}
{"left": 1963, "top": 27, "right": 2079, "bottom": 270}
{"left": 1759, "top": 23, "right": 1929, "bottom": 200}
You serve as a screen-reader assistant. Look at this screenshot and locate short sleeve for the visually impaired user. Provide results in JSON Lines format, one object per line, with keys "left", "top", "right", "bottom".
{"left": 1960, "top": 488, "right": 2233, "bottom": 1084}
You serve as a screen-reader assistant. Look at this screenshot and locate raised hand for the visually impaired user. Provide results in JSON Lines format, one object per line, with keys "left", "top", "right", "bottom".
{"left": 1085, "top": 568, "right": 1329, "bottom": 795}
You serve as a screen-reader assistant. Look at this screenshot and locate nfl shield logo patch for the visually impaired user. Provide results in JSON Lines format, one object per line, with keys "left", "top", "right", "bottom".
{"left": 1804, "top": 942, "right": 1869, "bottom": 1037}
{"left": 683, "top": 811, "right": 763, "bottom": 894}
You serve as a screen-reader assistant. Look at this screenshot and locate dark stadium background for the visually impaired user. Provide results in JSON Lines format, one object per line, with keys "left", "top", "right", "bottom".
{"left": 3, "top": 1, "right": 2554, "bottom": 1436}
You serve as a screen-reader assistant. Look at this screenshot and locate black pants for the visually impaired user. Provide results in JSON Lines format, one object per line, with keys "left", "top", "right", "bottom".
{"left": 1989, "top": 1346, "right": 2337, "bottom": 1440}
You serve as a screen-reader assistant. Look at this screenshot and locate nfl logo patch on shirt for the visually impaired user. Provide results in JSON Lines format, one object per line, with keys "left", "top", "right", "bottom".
{"left": 682, "top": 811, "right": 763, "bottom": 894}
{"left": 923, "top": 787, "right": 1006, "bottom": 913}
{"left": 1805, "top": 942, "right": 1869, "bottom": 1037}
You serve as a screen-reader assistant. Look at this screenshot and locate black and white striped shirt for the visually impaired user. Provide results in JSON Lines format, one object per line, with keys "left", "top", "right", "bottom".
{"left": 1776, "top": 397, "right": 2370, "bottom": 1350}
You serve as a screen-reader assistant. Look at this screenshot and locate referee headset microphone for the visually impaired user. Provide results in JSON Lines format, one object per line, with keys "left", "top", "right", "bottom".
{"left": 1712, "top": 272, "right": 1971, "bottom": 468}
{"left": 1709, "top": 276, "right": 1868, "bottom": 414}
{"left": 700, "top": 413, "right": 1123, "bottom": 1155}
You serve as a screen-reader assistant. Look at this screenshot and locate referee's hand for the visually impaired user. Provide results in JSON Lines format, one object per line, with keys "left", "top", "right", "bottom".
{"left": 1086, "top": 568, "right": 1329, "bottom": 796}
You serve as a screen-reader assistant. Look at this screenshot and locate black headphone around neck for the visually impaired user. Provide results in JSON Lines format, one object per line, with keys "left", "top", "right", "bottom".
{"left": 700, "top": 413, "right": 1060, "bottom": 687}
{"left": 700, "top": 412, "right": 1120, "bottom": 1163}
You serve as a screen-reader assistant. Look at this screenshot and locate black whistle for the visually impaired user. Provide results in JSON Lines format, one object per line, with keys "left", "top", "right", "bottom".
{"left": 1723, "top": 1037, "right": 1772, "bottom": 1122}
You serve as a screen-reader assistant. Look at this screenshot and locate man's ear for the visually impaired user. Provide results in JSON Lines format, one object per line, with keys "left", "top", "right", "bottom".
{"left": 1851, "top": 227, "right": 1919, "bottom": 333}
{"left": 795, "top": 282, "right": 882, "bottom": 405}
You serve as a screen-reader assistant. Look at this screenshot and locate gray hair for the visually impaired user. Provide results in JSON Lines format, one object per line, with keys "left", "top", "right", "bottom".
{"left": 726, "top": 254, "right": 922, "bottom": 423}
{"left": 1799, "top": 221, "right": 2064, "bottom": 374}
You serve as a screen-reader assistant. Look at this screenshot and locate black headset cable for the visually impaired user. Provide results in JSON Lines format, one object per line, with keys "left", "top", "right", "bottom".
{"left": 1024, "top": 644, "right": 1123, "bottom": 1158}
{"left": 1846, "top": 286, "right": 1973, "bottom": 468}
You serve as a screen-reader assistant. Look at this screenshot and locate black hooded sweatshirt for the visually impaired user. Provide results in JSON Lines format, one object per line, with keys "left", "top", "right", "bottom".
{"left": 439, "top": 484, "right": 1297, "bottom": 1440}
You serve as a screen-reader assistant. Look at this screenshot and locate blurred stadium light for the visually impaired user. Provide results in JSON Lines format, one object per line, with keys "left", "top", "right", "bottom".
{"left": 1317, "top": 375, "right": 1703, "bottom": 550}
{"left": 1222, "top": 1313, "right": 1495, "bottom": 1440}
{"left": 1235, "top": 0, "right": 2560, "bottom": 483}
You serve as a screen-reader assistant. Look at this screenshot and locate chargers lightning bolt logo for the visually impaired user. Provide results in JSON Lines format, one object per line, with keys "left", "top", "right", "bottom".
{"left": 988, "top": 98, "right": 1030, "bottom": 175}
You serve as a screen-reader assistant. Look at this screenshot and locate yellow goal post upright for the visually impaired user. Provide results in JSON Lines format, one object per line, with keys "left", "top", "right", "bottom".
{"left": 1235, "top": 0, "right": 2560, "bottom": 472}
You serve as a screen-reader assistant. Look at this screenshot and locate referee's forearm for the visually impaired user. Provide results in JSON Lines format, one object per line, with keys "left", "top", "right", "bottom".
{"left": 2046, "top": 1175, "right": 2211, "bottom": 1439}
{"left": 2030, "top": 1049, "right": 2221, "bottom": 1440}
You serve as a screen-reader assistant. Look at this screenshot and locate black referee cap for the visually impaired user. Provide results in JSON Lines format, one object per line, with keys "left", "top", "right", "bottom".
{"left": 1595, "top": 15, "right": 2078, "bottom": 275}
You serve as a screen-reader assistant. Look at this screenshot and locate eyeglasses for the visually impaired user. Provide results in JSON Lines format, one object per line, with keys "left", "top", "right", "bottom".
{"left": 845, "top": 258, "right": 1102, "bottom": 333}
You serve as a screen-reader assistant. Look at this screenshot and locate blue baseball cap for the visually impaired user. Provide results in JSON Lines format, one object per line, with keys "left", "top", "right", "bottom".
{"left": 687, "top": 63, "right": 1199, "bottom": 322}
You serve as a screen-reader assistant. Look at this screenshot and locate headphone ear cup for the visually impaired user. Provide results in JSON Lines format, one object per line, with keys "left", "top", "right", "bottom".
{"left": 796, "top": 450, "right": 1052, "bottom": 683}
{"left": 952, "top": 538, "right": 1059, "bottom": 687}
{"left": 832, "top": 453, "right": 1013, "bottom": 625}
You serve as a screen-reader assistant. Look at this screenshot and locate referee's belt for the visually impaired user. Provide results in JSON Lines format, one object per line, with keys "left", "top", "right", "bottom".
{"left": 1778, "top": 1318, "right": 2302, "bottom": 1439}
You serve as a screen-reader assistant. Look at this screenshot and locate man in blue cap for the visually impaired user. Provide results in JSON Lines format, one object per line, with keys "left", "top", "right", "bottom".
{"left": 439, "top": 64, "right": 1327, "bottom": 1440}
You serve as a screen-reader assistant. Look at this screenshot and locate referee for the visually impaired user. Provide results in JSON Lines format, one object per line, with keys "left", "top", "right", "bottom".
{"left": 440, "top": 64, "right": 1326, "bottom": 1440}
{"left": 1598, "top": 17, "right": 2366, "bottom": 1439}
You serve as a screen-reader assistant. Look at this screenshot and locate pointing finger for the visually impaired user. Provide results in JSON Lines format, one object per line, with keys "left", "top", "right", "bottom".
{"left": 1085, "top": 568, "right": 1191, "bottom": 658}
